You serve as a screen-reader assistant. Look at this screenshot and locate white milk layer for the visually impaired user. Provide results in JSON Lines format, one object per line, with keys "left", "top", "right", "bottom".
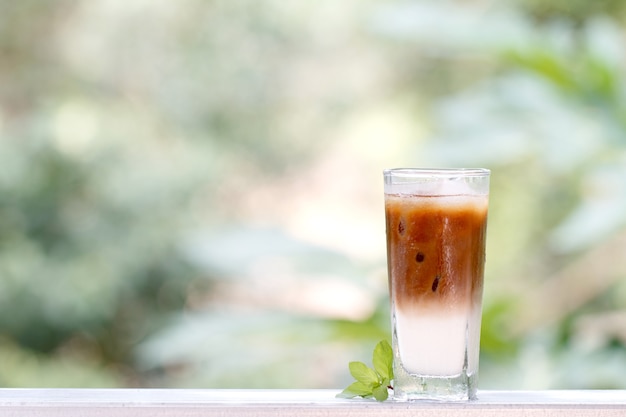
{"left": 395, "top": 308, "right": 481, "bottom": 376}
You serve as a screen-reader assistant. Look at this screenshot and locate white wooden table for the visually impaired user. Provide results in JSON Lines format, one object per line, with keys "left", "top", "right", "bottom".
{"left": 0, "top": 389, "right": 624, "bottom": 416}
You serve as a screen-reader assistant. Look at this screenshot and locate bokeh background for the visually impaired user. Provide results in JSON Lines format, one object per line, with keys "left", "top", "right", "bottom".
{"left": 2, "top": 0, "right": 626, "bottom": 389}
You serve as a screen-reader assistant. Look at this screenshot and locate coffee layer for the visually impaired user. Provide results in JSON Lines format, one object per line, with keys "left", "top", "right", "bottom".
{"left": 385, "top": 193, "right": 488, "bottom": 311}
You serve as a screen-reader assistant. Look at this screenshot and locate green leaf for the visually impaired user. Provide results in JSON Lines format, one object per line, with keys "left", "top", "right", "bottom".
{"left": 336, "top": 381, "right": 372, "bottom": 399}
{"left": 372, "top": 384, "right": 389, "bottom": 402}
{"left": 349, "top": 361, "right": 380, "bottom": 386}
{"left": 372, "top": 340, "right": 393, "bottom": 381}
{"left": 337, "top": 340, "right": 394, "bottom": 402}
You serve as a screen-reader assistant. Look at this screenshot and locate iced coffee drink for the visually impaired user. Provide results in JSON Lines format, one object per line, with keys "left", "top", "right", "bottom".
{"left": 383, "top": 168, "right": 489, "bottom": 401}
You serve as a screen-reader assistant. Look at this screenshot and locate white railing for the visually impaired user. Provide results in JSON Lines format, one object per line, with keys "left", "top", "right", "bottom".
{"left": 0, "top": 389, "right": 624, "bottom": 416}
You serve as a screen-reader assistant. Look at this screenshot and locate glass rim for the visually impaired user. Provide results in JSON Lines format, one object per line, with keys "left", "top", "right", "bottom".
{"left": 383, "top": 168, "right": 490, "bottom": 178}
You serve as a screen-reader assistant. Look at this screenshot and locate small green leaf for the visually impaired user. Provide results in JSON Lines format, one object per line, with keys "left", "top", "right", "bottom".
{"left": 349, "top": 361, "right": 380, "bottom": 386}
{"left": 336, "top": 381, "right": 372, "bottom": 399}
{"left": 337, "top": 340, "right": 394, "bottom": 402}
{"left": 372, "top": 384, "right": 389, "bottom": 402}
{"left": 372, "top": 340, "right": 393, "bottom": 381}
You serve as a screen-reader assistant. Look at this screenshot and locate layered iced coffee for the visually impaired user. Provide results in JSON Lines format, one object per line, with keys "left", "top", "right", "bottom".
{"left": 383, "top": 168, "right": 489, "bottom": 401}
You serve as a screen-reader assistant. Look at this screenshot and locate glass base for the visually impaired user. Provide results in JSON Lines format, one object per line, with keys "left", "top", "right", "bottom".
{"left": 392, "top": 365, "right": 477, "bottom": 401}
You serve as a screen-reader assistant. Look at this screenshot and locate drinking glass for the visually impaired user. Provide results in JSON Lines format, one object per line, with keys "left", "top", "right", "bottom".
{"left": 384, "top": 168, "right": 490, "bottom": 401}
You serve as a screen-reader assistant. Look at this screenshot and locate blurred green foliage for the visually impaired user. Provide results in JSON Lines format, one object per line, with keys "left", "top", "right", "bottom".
{"left": 1, "top": 0, "right": 626, "bottom": 390}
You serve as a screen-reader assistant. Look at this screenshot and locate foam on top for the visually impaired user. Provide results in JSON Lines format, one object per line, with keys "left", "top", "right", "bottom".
{"left": 384, "top": 168, "right": 489, "bottom": 197}
{"left": 384, "top": 192, "right": 488, "bottom": 215}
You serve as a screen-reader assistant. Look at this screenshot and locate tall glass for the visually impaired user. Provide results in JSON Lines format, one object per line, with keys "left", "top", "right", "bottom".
{"left": 383, "top": 168, "right": 490, "bottom": 401}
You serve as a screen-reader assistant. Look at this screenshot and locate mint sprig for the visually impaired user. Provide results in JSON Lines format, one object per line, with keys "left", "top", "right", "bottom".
{"left": 336, "top": 340, "right": 394, "bottom": 401}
